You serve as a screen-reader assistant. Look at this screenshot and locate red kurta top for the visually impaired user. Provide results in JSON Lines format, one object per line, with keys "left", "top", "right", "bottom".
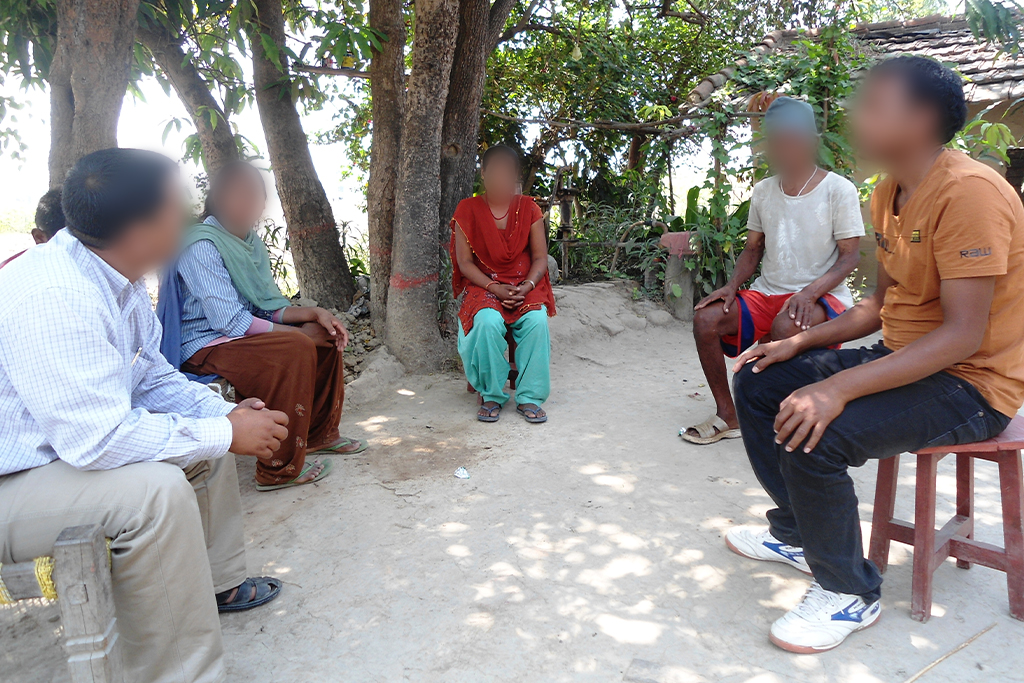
{"left": 450, "top": 194, "right": 556, "bottom": 334}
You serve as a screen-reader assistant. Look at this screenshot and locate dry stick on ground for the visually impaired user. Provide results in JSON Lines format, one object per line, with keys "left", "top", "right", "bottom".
{"left": 902, "top": 622, "right": 997, "bottom": 683}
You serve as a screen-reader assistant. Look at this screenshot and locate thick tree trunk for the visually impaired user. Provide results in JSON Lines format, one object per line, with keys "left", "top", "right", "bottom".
{"left": 438, "top": 0, "right": 519, "bottom": 257}
{"left": 437, "top": 0, "right": 490, "bottom": 243}
{"left": 248, "top": 0, "right": 356, "bottom": 308}
{"left": 367, "top": 0, "right": 406, "bottom": 336}
{"left": 385, "top": 0, "right": 460, "bottom": 370}
{"left": 48, "top": 0, "right": 140, "bottom": 187}
{"left": 137, "top": 24, "right": 238, "bottom": 174}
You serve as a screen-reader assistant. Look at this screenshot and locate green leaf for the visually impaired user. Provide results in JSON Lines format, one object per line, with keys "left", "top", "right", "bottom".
{"left": 671, "top": 283, "right": 683, "bottom": 298}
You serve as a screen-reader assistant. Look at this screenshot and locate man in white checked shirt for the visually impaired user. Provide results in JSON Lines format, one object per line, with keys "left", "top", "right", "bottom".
{"left": 0, "top": 149, "right": 290, "bottom": 683}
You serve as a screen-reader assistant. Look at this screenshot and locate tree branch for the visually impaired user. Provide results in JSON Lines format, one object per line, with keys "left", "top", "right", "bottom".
{"left": 659, "top": 0, "right": 707, "bottom": 26}
{"left": 501, "top": 22, "right": 570, "bottom": 41}
{"left": 489, "top": 0, "right": 522, "bottom": 41}
{"left": 496, "top": 0, "right": 544, "bottom": 43}
{"left": 293, "top": 63, "right": 371, "bottom": 79}
{"left": 481, "top": 108, "right": 699, "bottom": 137}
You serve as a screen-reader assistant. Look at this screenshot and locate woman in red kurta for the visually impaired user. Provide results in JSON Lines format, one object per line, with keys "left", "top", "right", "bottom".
{"left": 451, "top": 145, "right": 556, "bottom": 423}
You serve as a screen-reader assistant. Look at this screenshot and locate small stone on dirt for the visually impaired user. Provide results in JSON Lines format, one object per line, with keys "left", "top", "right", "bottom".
{"left": 647, "top": 310, "right": 673, "bottom": 326}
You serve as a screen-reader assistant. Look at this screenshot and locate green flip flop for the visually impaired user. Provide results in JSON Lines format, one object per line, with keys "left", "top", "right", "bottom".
{"left": 255, "top": 458, "right": 334, "bottom": 492}
{"left": 312, "top": 436, "right": 369, "bottom": 455}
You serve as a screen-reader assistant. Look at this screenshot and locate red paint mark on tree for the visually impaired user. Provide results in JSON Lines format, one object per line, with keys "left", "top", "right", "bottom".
{"left": 287, "top": 221, "right": 338, "bottom": 237}
{"left": 390, "top": 272, "right": 439, "bottom": 290}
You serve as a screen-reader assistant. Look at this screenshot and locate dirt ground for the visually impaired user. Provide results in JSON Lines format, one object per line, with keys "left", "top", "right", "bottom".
{"left": 3, "top": 281, "right": 1024, "bottom": 683}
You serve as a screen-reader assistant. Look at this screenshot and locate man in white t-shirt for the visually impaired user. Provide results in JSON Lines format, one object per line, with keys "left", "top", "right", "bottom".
{"left": 681, "top": 97, "right": 865, "bottom": 445}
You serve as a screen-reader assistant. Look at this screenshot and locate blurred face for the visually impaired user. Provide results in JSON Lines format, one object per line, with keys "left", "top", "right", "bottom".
{"left": 119, "top": 176, "right": 188, "bottom": 276}
{"left": 481, "top": 155, "right": 519, "bottom": 199}
{"left": 216, "top": 171, "right": 267, "bottom": 236}
{"left": 850, "top": 73, "right": 937, "bottom": 165}
{"left": 762, "top": 129, "right": 819, "bottom": 177}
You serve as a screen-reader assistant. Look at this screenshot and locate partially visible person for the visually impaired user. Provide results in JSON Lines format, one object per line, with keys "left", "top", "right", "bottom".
{"left": 0, "top": 148, "right": 290, "bottom": 683}
{"left": 162, "top": 161, "right": 366, "bottom": 492}
{"left": 33, "top": 188, "right": 65, "bottom": 243}
{"left": 0, "top": 188, "right": 66, "bottom": 268}
{"left": 451, "top": 144, "right": 556, "bottom": 423}
{"left": 681, "top": 96, "right": 864, "bottom": 445}
{"left": 725, "top": 56, "right": 1024, "bottom": 653}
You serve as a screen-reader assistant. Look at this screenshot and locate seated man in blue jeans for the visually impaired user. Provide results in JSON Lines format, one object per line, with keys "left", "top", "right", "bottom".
{"left": 725, "top": 56, "right": 1024, "bottom": 653}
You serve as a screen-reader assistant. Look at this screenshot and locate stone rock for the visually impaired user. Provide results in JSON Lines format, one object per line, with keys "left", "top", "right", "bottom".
{"left": 547, "top": 254, "right": 560, "bottom": 283}
{"left": 620, "top": 313, "right": 647, "bottom": 331}
{"left": 647, "top": 309, "right": 674, "bottom": 326}
{"left": 599, "top": 318, "right": 625, "bottom": 336}
{"left": 344, "top": 347, "right": 406, "bottom": 409}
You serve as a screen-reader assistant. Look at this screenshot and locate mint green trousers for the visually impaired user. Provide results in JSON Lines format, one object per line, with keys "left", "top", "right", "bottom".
{"left": 458, "top": 306, "right": 550, "bottom": 406}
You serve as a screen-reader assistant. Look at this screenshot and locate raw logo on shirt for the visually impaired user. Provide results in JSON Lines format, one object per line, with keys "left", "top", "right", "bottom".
{"left": 876, "top": 233, "right": 893, "bottom": 254}
{"left": 960, "top": 247, "right": 992, "bottom": 258}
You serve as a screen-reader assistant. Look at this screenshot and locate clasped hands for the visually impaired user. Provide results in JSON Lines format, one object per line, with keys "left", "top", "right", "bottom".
{"left": 487, "top": 280, "right": 535, "bottom": 310}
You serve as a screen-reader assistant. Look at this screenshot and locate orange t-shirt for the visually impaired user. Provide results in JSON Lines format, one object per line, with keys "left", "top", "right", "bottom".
{"left": 871, "top": 150, "right": 1024, "bottom": 417}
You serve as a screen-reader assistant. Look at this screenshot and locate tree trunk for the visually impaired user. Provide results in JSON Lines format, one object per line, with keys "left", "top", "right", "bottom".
{"left": 137, "top": 24, "right": 239, "bottom": 174}
{"left": 385, "top": 0, "right": 460, "bottom": 370}
{"left": 48, "top": 0, "right": 140, "bottom": 187}
{"left": 367, "top": 0, "right": 406, "bottom": 336}
{"left": 438, "top": 0, "right": 519, "bottom": 266}
{"left": 626, "top": 134, "right": 647, "bottom": 171}
{"left": 437, "top": 0, "right": 490, "bottom": 245}
{"left": 247, "top": 0, "right": 356, "bottom": 308}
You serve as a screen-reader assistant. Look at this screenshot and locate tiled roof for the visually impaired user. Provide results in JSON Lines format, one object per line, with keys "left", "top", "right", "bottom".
{"left": 686, "top": 15, "right": 1024, "bottom": 107}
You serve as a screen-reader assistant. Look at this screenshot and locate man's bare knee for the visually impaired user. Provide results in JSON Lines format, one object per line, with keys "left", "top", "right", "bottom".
{"left": 770, "top": 303, "right": 828, "bottom": 340}
{"left": 770, "top": 312, "right": 800, "bottom": 340}
{"left": 693, "top": 306, "right": 722, "bottom": 340}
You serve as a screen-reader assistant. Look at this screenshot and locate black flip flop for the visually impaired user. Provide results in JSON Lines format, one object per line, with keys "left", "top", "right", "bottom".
{"left": 516, "top": 404, "right": 548, "bottom": 423}
{"left": 477, "top": 402, "right": 501, "bottom": 423}
{"left": 216, "top": 576, "right": 282, "bottom": 613}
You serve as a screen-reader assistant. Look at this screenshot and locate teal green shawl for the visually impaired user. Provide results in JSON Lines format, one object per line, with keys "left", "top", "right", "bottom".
{"left": 184, "top": 217, "right": 292, "bottom": 311}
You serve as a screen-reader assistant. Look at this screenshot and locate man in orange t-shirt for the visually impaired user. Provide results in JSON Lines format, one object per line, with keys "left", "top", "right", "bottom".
{"left": 722, "top": 56, "right": 1024, "bottom": 654}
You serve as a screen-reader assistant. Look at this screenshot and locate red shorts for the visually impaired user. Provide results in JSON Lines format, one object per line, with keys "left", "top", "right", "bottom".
{"left": 720, "top": 290, "right": 846, "bottom": 357}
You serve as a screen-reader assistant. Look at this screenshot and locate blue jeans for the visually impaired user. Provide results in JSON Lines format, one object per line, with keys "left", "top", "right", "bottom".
{"left": 733, "top": 343, "right": 1010, "bottom": 601}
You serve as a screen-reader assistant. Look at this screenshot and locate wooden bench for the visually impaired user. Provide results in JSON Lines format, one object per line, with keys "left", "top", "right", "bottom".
{"left": 868, "top": 415, "right": 1024, "bottom": 623}
{"left": 0, "top": 524, "right": 124, "bottom": 682}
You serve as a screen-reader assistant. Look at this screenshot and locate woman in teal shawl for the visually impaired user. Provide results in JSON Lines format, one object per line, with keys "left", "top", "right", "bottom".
{"left": 173, "top": 162, "right": 367, "bottom": 491}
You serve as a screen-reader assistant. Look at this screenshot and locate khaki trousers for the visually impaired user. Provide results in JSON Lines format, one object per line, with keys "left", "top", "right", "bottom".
{"left": 0, "top": 455, "right": 247, "bottom": 683}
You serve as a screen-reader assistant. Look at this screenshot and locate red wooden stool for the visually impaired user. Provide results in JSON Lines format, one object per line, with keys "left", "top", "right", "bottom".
{"left": 868, "top": 415, "right": 1024, "bottom": 623}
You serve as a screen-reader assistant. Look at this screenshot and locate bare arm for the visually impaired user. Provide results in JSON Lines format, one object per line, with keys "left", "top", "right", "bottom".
{"left": 275, "top": 306, "right": 349, "bottom": 349}
{"left": 694, "top": 231, "right": 766, "bottom": 313}
{"left": 511, "top": 218, "right": 550, "bottom": 304}
{"left": 737, "top": 261, "right": 893, "bottom": 368}
{"left": 786, "top": 237, "right": 862, "bottom": 330}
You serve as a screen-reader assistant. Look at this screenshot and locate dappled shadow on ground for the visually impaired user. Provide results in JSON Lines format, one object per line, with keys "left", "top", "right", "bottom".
{"left": 4, "top": 291, "right": 1023, "bottom": 682}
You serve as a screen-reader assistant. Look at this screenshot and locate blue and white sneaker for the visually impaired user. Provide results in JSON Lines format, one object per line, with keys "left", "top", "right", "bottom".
{"left": 725, "top": 526, "right": 812, "bottom": 575}
{"left": 770, "top": 582, "right": 881, "bottom": 653}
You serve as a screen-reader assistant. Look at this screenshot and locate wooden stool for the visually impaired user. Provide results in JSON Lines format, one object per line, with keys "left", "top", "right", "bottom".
{"left": 0, "top": 524, "right": 123, "bottom": 682}
{"left": 868, "top": 416, "right": 1024, "bottom": 623}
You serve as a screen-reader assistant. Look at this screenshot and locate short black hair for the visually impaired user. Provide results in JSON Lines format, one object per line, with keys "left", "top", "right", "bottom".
{"left": 481, "top": 144, "right": 521, "bottom": 171}
{"left": 62, "top": 148, "right": 179, "bottom": 248}
{"left": 868, "top": 55, "right": 967, "bottom": 144}
{"left": 201, "top": 160, "right": 266, "bottom": 220}
{"left": 34, "top": 188, "right": 65, "bottom": 238}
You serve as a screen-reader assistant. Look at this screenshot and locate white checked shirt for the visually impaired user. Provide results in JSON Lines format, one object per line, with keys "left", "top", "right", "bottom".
{"left": 0, "top": 230, "right": 235, "bottom": 476}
